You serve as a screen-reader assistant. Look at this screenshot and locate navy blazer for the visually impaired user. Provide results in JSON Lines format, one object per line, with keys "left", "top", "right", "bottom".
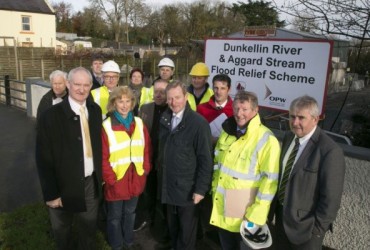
{"left": 36, "top": 97, "right": 102, "bottom": 212}
{"left": 272, "top": 127, "right": 345, "bottom": 244}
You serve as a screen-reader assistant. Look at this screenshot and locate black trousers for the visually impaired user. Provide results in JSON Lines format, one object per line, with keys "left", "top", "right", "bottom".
{"left": 166, "top": 203, "right": 199, "bottom": 250}
{"left": 48, "top": 176, "right": 99, "bottom": 250}
{"left": 273, "top": 204, "right": 324, "bottom": 250}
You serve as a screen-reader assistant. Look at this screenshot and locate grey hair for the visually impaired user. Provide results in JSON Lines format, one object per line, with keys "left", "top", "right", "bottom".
{"left": 290, "top": 95, "right": 320, "bottom": 117}
{"left": 67, "top": 67, "right": 93, "bottom": 84}
{"left": 49, "top": 70, "right": 67, "bottom": 82}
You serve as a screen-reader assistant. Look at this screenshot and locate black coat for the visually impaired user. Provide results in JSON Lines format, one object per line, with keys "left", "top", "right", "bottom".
{"left": 36, "top": 97, "right": 102, "bottom": 212}
{"left": 158, "top": 104, "right": 213, "bottom": 206}
{"left": 36, "top": 89, "right": 67, "bottom": 124}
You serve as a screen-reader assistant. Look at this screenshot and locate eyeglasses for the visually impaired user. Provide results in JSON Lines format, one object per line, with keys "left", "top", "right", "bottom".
{"left": 103, "top": 75, "right": 119, "bottom": 81}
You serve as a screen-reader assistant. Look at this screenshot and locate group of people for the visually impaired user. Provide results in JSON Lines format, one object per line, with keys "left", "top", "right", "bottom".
{"left": 35, "top": 56, "right": 345, "bottom": 250}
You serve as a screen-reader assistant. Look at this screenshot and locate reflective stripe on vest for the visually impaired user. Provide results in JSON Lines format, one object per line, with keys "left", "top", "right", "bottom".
{"left": 103, "top": 117, "right": 145, "bottom": 180}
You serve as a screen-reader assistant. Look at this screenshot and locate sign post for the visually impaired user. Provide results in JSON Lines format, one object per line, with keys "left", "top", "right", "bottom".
{"left": 205, "top": 38, "right": 333, "bottom": 115}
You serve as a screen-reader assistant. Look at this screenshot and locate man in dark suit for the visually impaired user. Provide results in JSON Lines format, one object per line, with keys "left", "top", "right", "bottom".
{"left": 36, "top": 67, "right": 103, "bottom": 250}
{"left": 90, "top": 55, "right": 104, "bottom": 90}
{"left": 138, "top": 79, "right": 171, "bottom": 249}
{"left": 270, "top": 95, "right": 345, "bottom": 250}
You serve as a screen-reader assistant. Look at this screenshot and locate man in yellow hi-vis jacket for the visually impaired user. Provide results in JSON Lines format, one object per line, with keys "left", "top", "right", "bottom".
{"left": 210, "top": 90, "right": 280, "bottom": 249}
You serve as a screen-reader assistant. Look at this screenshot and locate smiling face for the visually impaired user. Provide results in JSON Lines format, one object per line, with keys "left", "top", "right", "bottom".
{"left": 114, "top": 95, "right": 133, "bottom": 118}
{"left": 167, "top": 85, "right": 187, "bottom": 114}
{"left": 66, "top": 70, "right": 92, "bottom": 105}
{"left": 103, "top": 72, "right": 119, "bottom": 91}
{"left": 213, "top": 80, "right": 230, "bottom": 105}
{"left": 233, "top": 100, "right": 258, "bottom": 128}
{"left": 131, "top": 71, "right": 143, "bottom": 85}
{"left": 289, "top": 108, "right": 319, "bottom": 138}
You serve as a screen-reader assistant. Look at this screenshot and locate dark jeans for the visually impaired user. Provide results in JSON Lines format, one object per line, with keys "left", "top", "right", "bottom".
{"left": 48, "top": 176, "right": 99, "bottom": 250}
{"left": 106, "top": 197, "right": 139, "bottom": 250}
{"left": 218, "top": 228, "right": 252, "bottom": 250}
{"left": 166, "top": 203, "right": 199, "bottom": 250}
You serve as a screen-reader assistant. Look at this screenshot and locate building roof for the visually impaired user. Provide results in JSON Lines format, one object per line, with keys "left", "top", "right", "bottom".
{"left": 227, "top": 27, "right": 349, "bottom": 43}
{"left": 0, "top": 0, "right": 54, "bottom": 14}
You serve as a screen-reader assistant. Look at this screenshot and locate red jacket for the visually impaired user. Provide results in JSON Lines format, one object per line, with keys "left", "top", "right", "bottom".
{"left": 102, "top": 116, "right": 151, "bottom": 201}
{"left": 197, "top": 96, "right": 233, "bottom": 123}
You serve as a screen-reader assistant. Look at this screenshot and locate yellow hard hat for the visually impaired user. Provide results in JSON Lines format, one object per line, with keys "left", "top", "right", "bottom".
{"left": 189, "top": 62, "right": 209, "bottom": 76}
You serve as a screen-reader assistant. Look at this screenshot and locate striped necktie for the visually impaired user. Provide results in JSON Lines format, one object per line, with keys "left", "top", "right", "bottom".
{"left": 278, "top": 138, "right": 300, "bottom": 205}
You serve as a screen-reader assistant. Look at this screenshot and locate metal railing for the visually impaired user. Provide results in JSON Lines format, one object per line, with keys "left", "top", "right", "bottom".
{"left": 0, "top": 75, "right": 27, "bottom": 111}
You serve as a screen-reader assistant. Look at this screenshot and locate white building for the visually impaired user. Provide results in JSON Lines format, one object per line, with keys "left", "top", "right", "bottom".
{"left": 0, "top": 0, "right": 55, "bottom": 47}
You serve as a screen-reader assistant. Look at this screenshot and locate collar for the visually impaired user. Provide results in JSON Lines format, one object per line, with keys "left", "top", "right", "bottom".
{"left": 296, "top": 126, "right": 317, "bottom": 145}
{"left": 68, "top": 96, "right": 86, "bottom": 115}
{"left": 173, "top": 108, "right": 185, "bottom": 120}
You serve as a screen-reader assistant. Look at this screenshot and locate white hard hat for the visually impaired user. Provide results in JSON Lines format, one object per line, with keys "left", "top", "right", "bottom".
{"left": 158, "top": 57, "right": 175, "bottom": 68}
{"left": 240, "top": 221, "right": 272, "bottom": 249}
{"left": 102, "top": 60, "right": 120, "bottom": 73}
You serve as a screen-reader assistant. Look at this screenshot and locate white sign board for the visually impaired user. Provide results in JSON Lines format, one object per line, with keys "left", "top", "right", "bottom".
{"left": 205, "top": 38, "right": 332, "bottom": 115}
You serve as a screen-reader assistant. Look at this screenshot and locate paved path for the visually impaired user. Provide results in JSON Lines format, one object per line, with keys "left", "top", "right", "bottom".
{"left": 0, "top": 104, "right": 220, "bottom": 249}
{"left": 0, "top": 104, "right": 43, "bottom": 213}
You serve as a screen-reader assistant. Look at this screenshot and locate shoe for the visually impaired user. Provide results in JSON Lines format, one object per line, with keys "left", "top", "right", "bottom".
{"left": 133, "top": 220, "right": 147, "bottom": 232}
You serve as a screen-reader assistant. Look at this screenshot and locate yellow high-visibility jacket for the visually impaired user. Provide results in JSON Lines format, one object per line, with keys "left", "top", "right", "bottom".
{"left": 210, "top": 114, "right": 280, "bottom": 232}
{"left": 139, "top": 86, "right": 154, "bottom": 108}
{"left": 102, "top": 117, "right": 145, "bottom": 180}
{"left": 91, "top": 85, "right": 109, "bottom": 119}
{"left": 187, "top": 87, "right": 213, "bottom": 111}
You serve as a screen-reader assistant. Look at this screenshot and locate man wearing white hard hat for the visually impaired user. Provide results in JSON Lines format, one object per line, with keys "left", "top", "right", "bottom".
{"left": 91, "top": 60, "right": 120, "bottom": 119}
{"left": 157, "top": 57, "right": 175, "bottom": 82}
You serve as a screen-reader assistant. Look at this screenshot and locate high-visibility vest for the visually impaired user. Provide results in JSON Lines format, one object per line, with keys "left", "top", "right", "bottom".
{"left": 91, "top": 85, "right": 109, "bottom": 119}
{"left": 188, "top": 88, "right": 214, "bottom": 111}
{"left": 139, "top": 87, "right": 154, "bottom": 108}
{"left": 102, "top": 117, "right": 145, "bottom": 180}
{"left": 210, "top": 114, "right": 280, "bottom": 231}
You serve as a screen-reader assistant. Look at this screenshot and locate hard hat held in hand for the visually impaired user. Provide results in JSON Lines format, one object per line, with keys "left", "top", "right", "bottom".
{"left": 240, "top": 220, "right": 272, "bottom": 249}
{"left": 158, "top": 58, "right": 175, "bottom": 68}
{"left": 189, "top": 62, "right": 209, "bottom": 76}
{"left": 102, "top": 60, "right": 120, "bottom": 73}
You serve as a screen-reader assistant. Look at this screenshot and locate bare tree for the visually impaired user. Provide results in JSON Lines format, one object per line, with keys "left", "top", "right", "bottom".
{"left": 272, "top": 0, "right": 370, "bottom": 40}
{"left": 89, "top": 0, "right": 144, "bottom": 43}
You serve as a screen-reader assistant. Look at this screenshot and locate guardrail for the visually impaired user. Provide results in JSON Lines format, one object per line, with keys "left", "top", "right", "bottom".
{"left": 0, "top": 75, "right": 27, "bottom": 111}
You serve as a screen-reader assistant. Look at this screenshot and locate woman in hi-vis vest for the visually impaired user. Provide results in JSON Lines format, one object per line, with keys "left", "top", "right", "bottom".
{"left": 102, "top": 86, "right": 152, "bottom": 250}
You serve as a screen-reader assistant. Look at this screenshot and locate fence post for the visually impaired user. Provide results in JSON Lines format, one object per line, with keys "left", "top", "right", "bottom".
{"left": 4, "top": 75, "right": 10, "bottom": 106}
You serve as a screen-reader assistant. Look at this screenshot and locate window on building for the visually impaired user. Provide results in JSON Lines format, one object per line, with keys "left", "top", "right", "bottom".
{"left": 22, "top": 16, "right": 31, "bottom": 31}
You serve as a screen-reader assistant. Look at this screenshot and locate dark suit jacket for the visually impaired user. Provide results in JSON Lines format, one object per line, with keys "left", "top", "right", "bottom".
{"left": 271, "top": 127, "right": 345, "bottom": 244}
{"left": 139, "top": 102, "right": 155, "bottom": 133}
{"left": 91, "top": 71, "right": 102, "bottom": 90}
{"left": 36, "top": 97, "right": 103, "bottom": 212}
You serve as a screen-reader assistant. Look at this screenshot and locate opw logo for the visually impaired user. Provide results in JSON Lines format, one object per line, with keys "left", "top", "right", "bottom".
{"left": 264, "top": 84, "right": 286, "bottom": 107}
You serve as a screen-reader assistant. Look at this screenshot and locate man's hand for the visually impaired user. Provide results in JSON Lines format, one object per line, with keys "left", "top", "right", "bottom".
{"left": 192, "top": 193, "right": 204, "bottom": 204}
{"left": 46, "top": 198, "right": 63, "bottom": 208}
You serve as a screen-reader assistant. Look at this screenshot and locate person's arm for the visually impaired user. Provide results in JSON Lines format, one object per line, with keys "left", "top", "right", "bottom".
{"left": 142, "top": 124, "right": 152, "bottom": 175}
{"left": 194, "top": 119, "right": 213, "bottom": 199}
{"left": 101, "top": 128, "right": 117, "bottom": 185}
{"left": 246, "top": 134, "right": 281, "bottom": 226}
{"left": 35, "top": 112, "right": 60, "bottom": 203}
{"left": 313, "top": 145, "right": 345, "bottom": 235}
